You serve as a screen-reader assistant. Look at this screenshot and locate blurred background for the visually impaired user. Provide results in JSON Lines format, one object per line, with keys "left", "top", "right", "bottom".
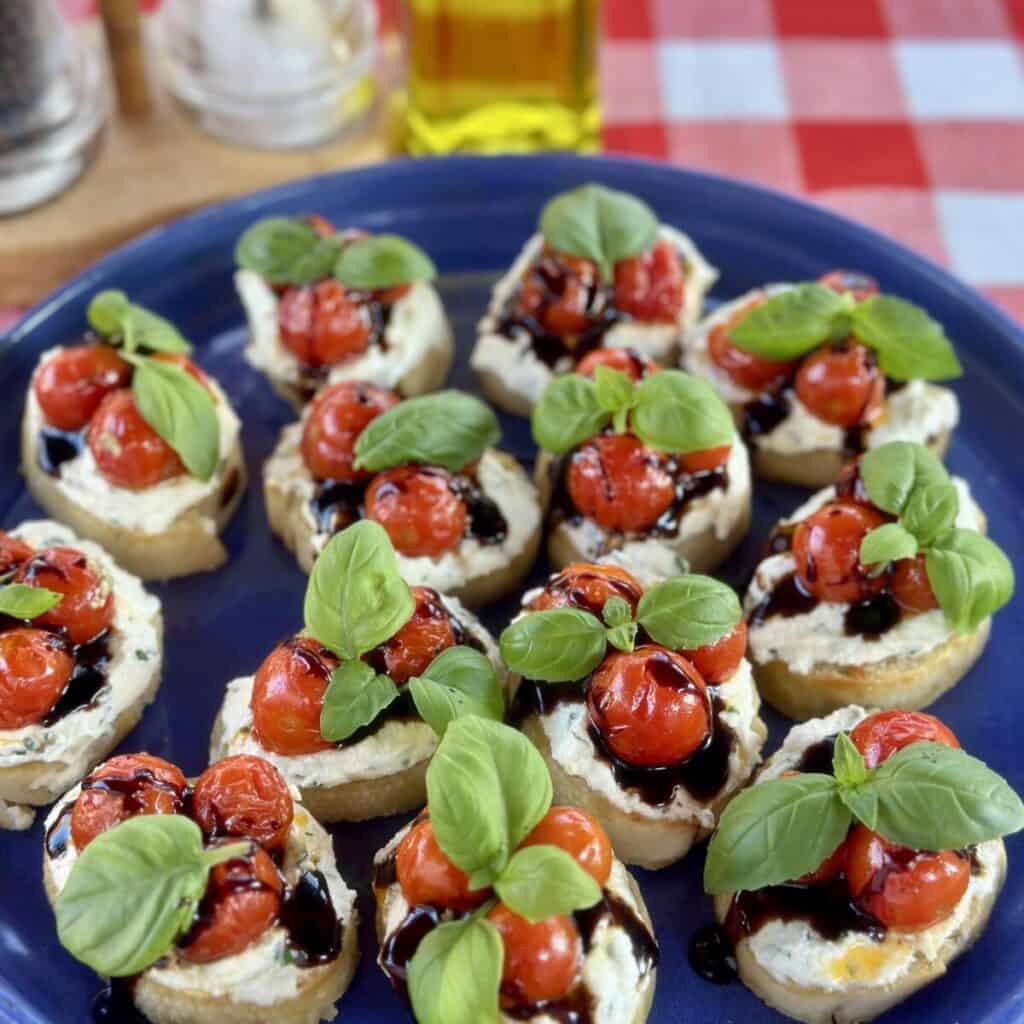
{"left": 2, "top": 0, "right": 1023, "bottom": 325}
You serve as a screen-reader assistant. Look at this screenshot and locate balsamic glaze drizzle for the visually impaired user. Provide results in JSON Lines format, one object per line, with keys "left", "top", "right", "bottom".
{"left": 39, "top": 426, "right": 86, "bottom": 475}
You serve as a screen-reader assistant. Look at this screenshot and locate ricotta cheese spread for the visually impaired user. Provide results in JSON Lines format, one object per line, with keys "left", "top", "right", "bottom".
{"left": 0, "top": 521, "right": 162, "bottom": 826}
{"left": 470, "top": 226, "right": 718, "bottom": 412}
{"left": 746, "top": 478, "right": 983, "bottom": 676}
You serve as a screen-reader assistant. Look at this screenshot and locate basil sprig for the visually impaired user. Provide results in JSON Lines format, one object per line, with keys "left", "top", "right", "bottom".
{"left": 704, "top": 734, "right": 1024, "bottom": 895}
{"left": 727, "top": 283, "right": 962, "bottom": 382}
{"left": 56, "top": 816, "right": 250, "bottom": 976}
{"left": 334, "top": 234, "right": 436, "bottom": 290}
{"left": 408, "top": 646, "right": 504, "bottom": 738}
{"left": 857, "top": 442, "right": 1014, "bottom": 633}
{"left": 531, "top": 368, "right": 734, "bottom": 456}
{"left": 500, "top": 574, "right": 742, "bottom": 682}
{"left": 409, "top": 718, "right": 601, "bottom": 1024}
{"left": 353, "top": 391, "right": 500, "bottom": 474}
{"left": 87, "top": 290, "right": 190, "bottom": 355}
{"left": 0, "top": 583, "right": 62, "bottom": 619}
{"left": 539, "top": 183, "right": 659, "bottom": 281}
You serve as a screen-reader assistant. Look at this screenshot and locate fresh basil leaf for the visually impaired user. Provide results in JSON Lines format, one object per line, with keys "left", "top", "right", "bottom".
{"left": 426, "top": 717, "right": 552, "bottom": 888}
{"left": 408, "top": 646, "right": 505, "bottom": 737}
{"left": 631, "top": 370, "right": 734, "bottom": 455}
{"left": 637, "top": 575, "right": 742, "bottom": 651}
{"left": 606, "top": 621, "right": 638, "bottom": 653}
{"left": 842, "top": 742, "right": 1024, "bottom": 851}
{"left": 703, "top": 774, "right": 851, "bottom": 895}
{"left": 900, "top": 481, "right": 959, "bottom": 547}
{"left": 334, "top": 234, "right": 436, "bottom": 290}
{"left": 235, "top": 216, "right": 339, "bottom": 285}
{"left": 728, "top": 284, "right": 852, "bottom": 360}
{"left": 499, "top": 608, "right": 608, "bottom": 683}
{"left": 87, "top": 290, "right": 130, "bottom": 336}
{"left": 859, "top": 441, "right": 950, "bottom": 517}
{"left": 860, "top": 523, "right": 918, "bottom": 567}
{"left": 593, "top": 365, "right": 635, "bottom": 416}
{"left": 128, "top": 356, "right": 219, "bottom": 481}
{"left": 408, "top": 916, "right": 502, "bottom": 1024}
{"left": 55, "top": 816, "right": 249, "bottom": 977}
{"left": 601, "top": 596, "right": 632, "bottom": 628}
{"left": 832, "top": 732, "right": 868, "bottom": 789}
{"left": 539, "top": 184, "right": 659, "bottom": 280}
{"left": 303, "top": 521, "right": 415, "bottom": 660}
{"left": 0, "top": 583, "right": 62, "bottom": 619}
{"left": 925, "top": 528, "right": 1014, "bottom": 633}
{"left": 353, "top": 391, "right": 500, "bottom": 473}
{"left": 851, "top": 295, "right": 962, "bottom": 382}
{"left": 494, "top": 845, "right": 601, "bottom": 924}
{"left": 531, "top": 375, "right": 610, "bottom": 455}
{"left": 87, "top": 291, "right": 191, "bottom": 354}
{"left": 320, "top": 659, "right": 399, "bottom": 742}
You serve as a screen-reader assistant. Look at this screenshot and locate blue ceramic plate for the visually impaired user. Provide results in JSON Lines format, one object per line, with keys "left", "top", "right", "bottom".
{"left": 1, "top": 155, "right": 1021, "bottom": 1024}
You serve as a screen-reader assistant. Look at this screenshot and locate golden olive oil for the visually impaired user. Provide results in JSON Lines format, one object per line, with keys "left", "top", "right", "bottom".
{"left": 402, "top": 0, "right": 600, "bottom": 155}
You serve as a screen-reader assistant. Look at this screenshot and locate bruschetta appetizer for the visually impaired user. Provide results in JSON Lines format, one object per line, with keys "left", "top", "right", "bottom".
{"left": 0, "top": 519, "right": 161, "bottom": 831}
{"left": 234, "top": 215, "right": 453, "bottom": 409}
{"left": 745, "top": 442, "right": 1014, "bottom": 720}
{"left": 703, "top": 706, "right": 1024, "bottom": 1024}
{"left": 501, "top": 562, "right": 766, "bottom": 870}
{"left": 682, "top": 272, "right": 962, "bottom": 488}
{"left": 210, "top": 520, "right": 506, "bottom": 822}
{"left": 21, "top": 290, "right": 246, "bottom": 580}
{"left": 373, "top": 716, "right": 659, "bottom": 1024}
{"left": 531, "top": 361, "right": 751, "bottom": 578}
{"left": 264, "top": 385, "right": 542, "bottom": 606}
{"left": 44, "top": 751, "right": 359, "bottom": 1024}
{"left": 471, "top": 183, "right": 717, "bottom": 416}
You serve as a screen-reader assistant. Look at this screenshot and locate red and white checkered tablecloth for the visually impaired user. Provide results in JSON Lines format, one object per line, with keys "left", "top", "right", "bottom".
{"left": 4, "top": 0, "right": 1024, "bottom": 328}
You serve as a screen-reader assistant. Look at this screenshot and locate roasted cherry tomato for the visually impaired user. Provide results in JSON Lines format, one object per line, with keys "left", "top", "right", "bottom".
{"left": 15, "top": 547, "right": 114, "bottom": 646}
{"left": 794, "top": 341, "right": 884, "bottom": 428}
{"left": 0, "top": 629, "right": 73, "bottom": 729}
{"left": 797, "top": 837, "right": 848, "bottom": 886}
{"left": 845, "top": 824, "right": 969, "bottom": 931}
{"left": 587, "top": 646, "right": 710, "bottom": 768}
{"left": 707, "top": 299, "right": 797, "bottom": 392}
{"left": 613, "top": 240, "right": 685, "bottom": 323}
{"left": 300, "top": 380, "right": 398, "bottom": 481}
{"left": 518, "top": 248, "right": 603, "bottom": 338}
{"left": 33, "top": 344, "right": 131, "bottom": 431}
{"left": 520, "top": 806, "right": 612, "bottom": 886}
{"left": 368, "top": 587, "right": 454, "bottom": 685}
{"left": 150, "top": 352, "right": 212, "bottom": 390}
{"left": 575, "top": 347, "right": 657, "bottom": 381}
{"left": 488, "top": 904, "right": 582, "bottom": 1007}
{"left": 850, "top": 710, "right": 959, "bottom": 771}
{"left": 305, "top": 214, "right": 336, "bottom": 238}
{"left": 818, "top": 270, "right": 879, "bottom": 302}
{"left": 677, "top": 445, "right": 731, "bottom": 474}
{"left": 791, "top": 500, "right": 888, "bottom": 604}
{"left": 682, "top": 620, "right": 747, "bottom": 684}
{"left": 278, "top": 280, "right": 371, "bottom": 366}
{"left": 365, "top": 466, "right": 468, "bottom": 558}
{"left": 87, "top": 389, "right": 185, "bottom": 490}
{"left": 530, "top": 562, "right": 643, "bottom": 618}
{"left": 834, "top": 459, "right": 871, "bottom": 505}
{"left": 889, "top": 554, "right": 939, "bottom": 614}
{"left": 0, "top": 531, "right": 33, "bottom": 575}
{"left": 395, "top": 817, "right": 487, "bottom": 911}
{"left": 567, "top": 434, "right": 675, "bottom": 533}
{"left": 70, "top": 753, "right": 187, "bottom": 850}
{"left": 251, "top": 636, "right": 337, "bottom": 756}
{"left": 180, "top": 844, "right": 283, "bottom": 963}
{"left": 192, "top": 755, "right": 294, "bottom": 851}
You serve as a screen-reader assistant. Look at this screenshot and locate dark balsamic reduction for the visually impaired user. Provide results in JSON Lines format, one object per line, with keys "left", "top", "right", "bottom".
{"left": 280, "top": 870, "right": 343, "bottom": 965}
{"left": 39, "top": 426, "right": 86, "bottom": 475}
{"left": 687, "top": 924, "right": 738, "bottom": 984}
{"left": 741, "top": 389, "right": 791, "bottom": 444}
{"left": 91, "top": 977, "right": 144, "bottom": 1023}
{"left": 45, "top": 800, "right": 74, "bottom": 858}
{"left": 748, "top": 571, "right": 817, "bottom": 624}
{"left": 310, "top": 479, "right": 364, "bottom": 535}
{"left": 794, "top": 735, "right": 838, "bottom": 775}
{"left": 449, "top": 474, "right": 508, "bottom": 544}
{"left": 41, "top": 632, "right": 111, "bottom": 725}
{"left": 380, "top": 904, "right": 447, "bottom": 1004}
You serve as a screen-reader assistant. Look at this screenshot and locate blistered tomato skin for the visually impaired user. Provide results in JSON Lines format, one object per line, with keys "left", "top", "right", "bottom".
{"left": 707, "top": 300, "right": 798, "bottom": 392}
{"left": 792, "top": 500, "right": 888, "bottom": 604}
{"left": 677, "top": 444, "right": 731, "bottom": 474}
{"left": 890, "top": 555, "right": 939, "bottom": 614}
{"left": 278, "top": 280, "right": 371, "bottom": 366}
{"left": 683, "top": 620, "right": 747, "bottom": 684}
{"left": 70, "top": 753, "right": 187, "bottom": 850}
{"left": 845, "top": 824, "right": 969, "bottom": 931}
{"left": 518, "top": 248, "right": 602, "bottom": 338}
{"left": 0, "top": 531, "right": 33, "bottom": 575}
{"left": 0, "top": 629, "right": 74, "bottom": 729}
{"left": 368, "top": 586, "right": 454, "bottom": 685}
{"left": 530, "top": 562, "right": 644, "bottom": 617}
{"left": 150, "top": 352, "right": 212, "bottom": 391}
{"left": 33, "top": 344, "right": 131, "bottom": 432}
{"left": 567, "top": 434, "right": 675, "bottom": 534}
{"left": 180, "top": 845, "right": 283, "bottom": 964}
{"left": 521, "top": 806, "right": 613, "bottom": 886}
{"left": 488, "top": 904, "right": 582, "bottom": 1007}
{"left": 587, "top": 646, "right": 711, "bottom": 768}
{"left": 850, "top": 710, "right": 959, "bottom": 770}
{"left": 87, "top": 389, "right": 186, "bottom": 490}
{"left": 396, "top": 819, "right": 487, "bottom": 911}
{"left": 613, "top": 240, "right": 685, "bottom": 323}
{"left": 796, "top": 838, "right": 848, "bottom": 886}
{"left": 575, "top": 347, "right": 657, "bottom": 381}
{"left": 251, "top": 637, "right": 338, "bottom": 756}
{"left": 300, "top": 380, "right": 399, "bottom": 481}
{"left": 819, "top": 270, "right": 879, "bottom": 303}
{"left": 365, "top": 466, "right": 468, "bottom": 558}
{"left": 15, "top": 547, "right": 114, "bottom": 646}
{"left": 794, "top": 341, "right": 884, "bottom": 428}
{"left": 192, "top": 755, "right": 295, "bottom": 851}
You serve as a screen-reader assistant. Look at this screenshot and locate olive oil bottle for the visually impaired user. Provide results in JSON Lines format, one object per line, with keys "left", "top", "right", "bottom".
{"left": 402, "top": 0, "right": 600, "bottom": 155}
